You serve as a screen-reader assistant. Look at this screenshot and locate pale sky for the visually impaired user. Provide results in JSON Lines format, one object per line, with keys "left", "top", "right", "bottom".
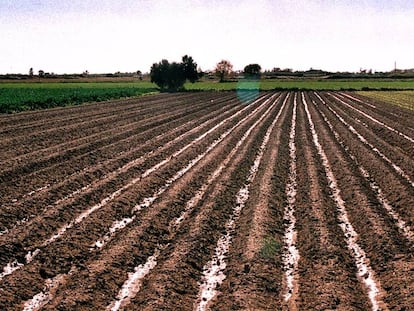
{"left": 0, "top": 0, "right": 413, "bottom": 74}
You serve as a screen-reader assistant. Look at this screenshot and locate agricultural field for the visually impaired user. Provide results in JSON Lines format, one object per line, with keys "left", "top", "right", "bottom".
{"left": 358, "top": 90, "right": 414, "bottom": 111}
{"left": 0, "top": 82, "right": 157, "bottom": 113}
{"left": 0, "top": 91, "right": 413, "bottom": 310}
{"left": 185, "top": 79, "right": 414, "bottom": 91}
{"left": 2, "top": 79, "right": 414, "bottom": 114}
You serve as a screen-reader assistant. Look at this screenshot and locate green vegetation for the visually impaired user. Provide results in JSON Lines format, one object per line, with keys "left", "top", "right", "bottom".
{"left": 244, "top": 63, "right": 262, "bottom": 78}
{"left": 185, "top": 79, "right": 414, "bottom": 91}
{"left": 259, "top": 236, "right": 281, "bottom": 259}
{"left": 357, "top": 90, "right": 414, "bottom": 111}
{"left": 150, "top": 55, "right": 199, "bottom": 91}
{"left": 2, "top": 78, "right": 414, "bottom": 114}
{"left": 0, "top": 82, "right": 157, "bottom": 113}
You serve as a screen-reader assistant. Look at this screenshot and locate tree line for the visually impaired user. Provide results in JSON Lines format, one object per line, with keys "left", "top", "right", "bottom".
{"left": 150, "top": 56, "right": 262, "bottom": 91}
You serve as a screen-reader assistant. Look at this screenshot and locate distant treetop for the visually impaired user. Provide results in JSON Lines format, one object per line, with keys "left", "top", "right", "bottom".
{"left": 215, "top": 60, "right": 233, "bottom": 82}
{"left": 150, "top": 55, "right": 200, "bottom": 91}
{"left": 244, "top": 64, "right": 261, "bottom": 78}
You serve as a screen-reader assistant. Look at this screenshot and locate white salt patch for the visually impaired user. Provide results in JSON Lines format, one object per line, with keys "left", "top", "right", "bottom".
{"left": 0, "top": 249, "right": 40, "bottom": 281}
{"left": 93, "top": 217, "right": 136, "bottom": 249}
{"left": 0, "top": 260, "right": 23, "bottom": 280}
{"left": 282, "top": 93, "right": 299, "bottom": 302}
{"left": 106, "top": 250, "right": 160, "bottom": 311}
{"left": 22, "top": 268, "right": 75, "bottom": 311}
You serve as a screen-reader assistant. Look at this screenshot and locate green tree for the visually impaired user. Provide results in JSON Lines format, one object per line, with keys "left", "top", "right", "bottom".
{"left": 244, "top": 64, "right": 261, "bottom": 78}
{"left": 182, "top": 55, "right": 198, "bottom": 83}
{"left": 215, "top": 60, "right": 233, "bottom": 82}
{"left": 150, "top": 55, "right": 199, "bottom": 91}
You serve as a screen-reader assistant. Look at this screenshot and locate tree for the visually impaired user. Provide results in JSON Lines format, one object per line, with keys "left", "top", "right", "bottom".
{"left": 150, "top": 55, "right": 199, "bottom": 91}
{"left": 181, "top": 55, "right": 198, "bottom": 83}
{"left": 244, "top": 64, "right": 261, "bottom": 78}
{"left": 38, "top": 70, "right": 45, "bottom": 78}
{"left": 29, "top": 68, "right": 33, "bottom": 77}
{"left": 215, "top": 60, "right": 233, "bottom": 82}
{"left": 151, "top": 59, "right": 178, "bottom": 91}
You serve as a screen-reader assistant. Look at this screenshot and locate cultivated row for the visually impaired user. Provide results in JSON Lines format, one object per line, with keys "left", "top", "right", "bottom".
{"left": 0, "top": 91, "right": 412, "bottom": 310}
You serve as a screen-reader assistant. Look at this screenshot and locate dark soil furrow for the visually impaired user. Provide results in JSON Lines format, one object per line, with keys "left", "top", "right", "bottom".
{"left": 295, "top": 93, "right": 377, "bottom": 310}
{"left": 310, "top": 92, "right": 414, "bottom": 233}
{"left": 116, "top": 94, "right": 282, "bottom": 311}
{"left": 0, "top": 94, "right": 272, "bottom": 269}
{"left": 0, "top": 91, "right": 411, "bottom": 310}
{"left": 0, "top": 93, "right": 229, "bottom": 173}
{"left": 0, "top": 94, "right": 241, "bottom": 211}
{"left": 305, "top": 92, "right": 414, "bottom": 310}
{"left": 0, "top": 93, "right": 276, "bottom": 309}
{"left": 337, "top": 92, "right": 414, "bottom": 138}
{"left": 0, "top": 92, "right": 191, "bottom": 134}
{"left": 325, "top": 92, "right": 414, "bottom": 159}
{"left": 205, "top": 92, "right": 291, "bottom": 311}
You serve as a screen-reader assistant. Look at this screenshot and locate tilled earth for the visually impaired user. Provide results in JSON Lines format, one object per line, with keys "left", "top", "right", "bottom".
{"left": 0, "top": 91, "right": 413, "bottom": 311}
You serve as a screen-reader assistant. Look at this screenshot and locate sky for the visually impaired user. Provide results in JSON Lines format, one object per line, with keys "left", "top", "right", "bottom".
{"left": 0, "top": 0, "right": 413, "bottom": 74}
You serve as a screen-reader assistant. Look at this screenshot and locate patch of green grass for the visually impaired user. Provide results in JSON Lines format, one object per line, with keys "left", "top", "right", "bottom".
{"left": 357, "top": 90, "right": 414, "bottom": 111}
{"left": 185, "top": 79, "right": 414, "bottom": 91}
{"left": 259, "top": 236, "right": 281, "bottom": 259}
{"left": 0, "top": 82, "right": 158, "bottom": 113}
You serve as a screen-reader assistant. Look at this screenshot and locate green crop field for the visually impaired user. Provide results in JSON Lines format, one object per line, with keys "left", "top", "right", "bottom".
{"left": 357, "top": 90, "right": 414, "bottom": 111}
{"left": 185, "top": 79, "right": 414, "bottom": 91}
{"left": 2, "top": 79, "right": 414, "bottom": 113}
{"left": 0, "top": 82, "right": 157, "bottom": 113}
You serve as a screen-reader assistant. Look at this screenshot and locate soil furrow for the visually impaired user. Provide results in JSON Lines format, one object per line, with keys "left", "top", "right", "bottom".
{"left": 118, "top": 94, "right": 282, "bottom": 311}
{"left": 0, "top": 93, "right": 227, "bottom": 174}
{"left": 302, "top": 92, "right": 386, "bottom": 310}
{"left": 312, "top": 92, "right": 414, "bottom": 221}
{"left": 0, "top": 93, "right": 230, "bottom": 155}
{"left": 0, "top": 92, "right": 274, "bottom": 310}
{"left": 0, "top": 91, "right": 411, "bottom": 310}
{"left": 311, "top": 92, "right": 414, "bottom": 240}
{"left": 105, "top": 93, "right": 283, "bottom": 311}
{"left": 292, "top": 93, "right": 370, "bottom": 310}
{"left": 0, "top": 93, "right": 190, "bottom": 134}
{"left": 194, "top": 93, "right": 287, "bottom": 311}
{"left": 0, "top": 95, "right": 242, "bottom": 231}
{"left": 307, "top": 93, "right": 414, "bottom": 310}
{"left": 205, "top": 92, "right": 291, "bottom": 311}
{"left": 325, "top": 92, "right": 414, "bottom": 158}
{"left": 281, "top": 93, "right": 299, "bottom": 309}
{"left": 338, "top": 92, "right": 414, "bottom": 138}
{"left": 0, "top": 94, "right": 270, "bottom": 269}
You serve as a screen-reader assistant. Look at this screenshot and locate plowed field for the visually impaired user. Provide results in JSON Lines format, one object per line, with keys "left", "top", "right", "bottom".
{"left": 0, "top": 91, "right": 413, "bottom": 311}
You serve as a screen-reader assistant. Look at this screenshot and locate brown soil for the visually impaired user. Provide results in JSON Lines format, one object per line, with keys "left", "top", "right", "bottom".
{"left": 0, "top": 91, "right": 412, "bottom": 310}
